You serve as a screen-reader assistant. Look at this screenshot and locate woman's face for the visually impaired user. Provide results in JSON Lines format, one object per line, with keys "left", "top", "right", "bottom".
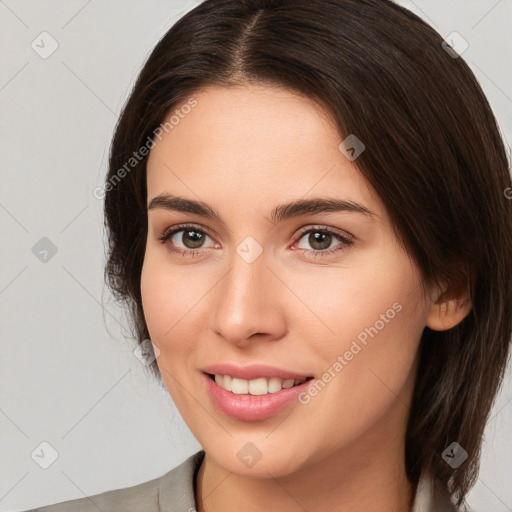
{"left": 141, "top": 84, "right": 432, "bottom": 477}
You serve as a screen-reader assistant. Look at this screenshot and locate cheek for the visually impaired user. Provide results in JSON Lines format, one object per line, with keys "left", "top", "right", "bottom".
{"left": 324, "top": 272, "right": 423, "bottom": 355}
{"left": 140, "top": 253, "right": 200, "bottom": 404}
{"left": 140, "top": 249, "right": 207, "bottom": 342}
{"left": 140, "top": 248, "right": 222, "bottom": 408}
{"left": 293, "top": 250, "right": 426, "bottom": 403}
{"left": 304, "top": 267, "right": 425, "bottom": 426}
{"left": 285, "top": 254, "right": 424, "bottom": 355}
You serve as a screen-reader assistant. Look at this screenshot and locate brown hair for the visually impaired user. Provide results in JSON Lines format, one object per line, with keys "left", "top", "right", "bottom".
{"left": 103, "top": 0, "right": 512, "bottom": 506}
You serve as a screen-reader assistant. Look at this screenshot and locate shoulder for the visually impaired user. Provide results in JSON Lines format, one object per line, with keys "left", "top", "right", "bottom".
{"left": 21, "top": 450, "right": 205, "bottom": 512}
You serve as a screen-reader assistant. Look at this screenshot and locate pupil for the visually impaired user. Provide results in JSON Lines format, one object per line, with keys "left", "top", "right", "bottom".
{"left": 310, "top": 232, "right": 331, "bottom": 250}
{"left": 184, "top": 230, "right": 204, "bottom": 248}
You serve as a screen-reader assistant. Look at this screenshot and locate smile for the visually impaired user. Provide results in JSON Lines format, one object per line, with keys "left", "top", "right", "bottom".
{"left": 209, "top": 373, "right": 312, "bottom": 395}
{"left": 202, "top": 371, "right": 315, "bottom": 421}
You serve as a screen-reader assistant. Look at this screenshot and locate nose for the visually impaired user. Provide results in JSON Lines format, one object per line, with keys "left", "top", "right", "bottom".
{"left": 208, "top": 248, "right": 288, "bottom": 348}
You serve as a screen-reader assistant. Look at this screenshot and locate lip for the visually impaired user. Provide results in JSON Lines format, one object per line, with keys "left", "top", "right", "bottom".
{"left": 201, "top": 363, "right": 312, "bottom": 381}
{"left": 201, "top": 371, "right": 314, "bottom": 421}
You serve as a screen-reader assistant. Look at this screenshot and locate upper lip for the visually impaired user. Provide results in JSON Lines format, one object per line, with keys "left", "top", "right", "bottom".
{"left": 201, "top": 363, "right": 313, "bottom": 381}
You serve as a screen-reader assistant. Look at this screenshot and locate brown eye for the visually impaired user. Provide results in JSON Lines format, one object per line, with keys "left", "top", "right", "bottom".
{"left": 175, "top": 229, "right": 206, "bottom": 249}
{"left": 156, "top": 224, "right": 217, "bottom": 257}
{"left": 294, "top": 226, "right": 354, "bottom": 258}
{"left": 304, "top": 231, "right": 334, "bottom": 251}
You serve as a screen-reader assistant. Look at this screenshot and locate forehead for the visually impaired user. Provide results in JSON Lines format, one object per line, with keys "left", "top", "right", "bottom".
{"left": 146, "top": 84, "right": 382, "bottom": 217}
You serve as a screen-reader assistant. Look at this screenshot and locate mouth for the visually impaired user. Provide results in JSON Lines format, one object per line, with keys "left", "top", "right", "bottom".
{"left": 202, "top": 371, "right": 316, "bottom": 421}
{"left": 205, "top": 372, "right": 315, "bottom": 395}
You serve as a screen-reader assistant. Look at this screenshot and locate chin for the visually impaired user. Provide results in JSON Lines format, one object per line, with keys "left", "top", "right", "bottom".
{"left": 200, "top": 434, "right": 315, "bottom": 478}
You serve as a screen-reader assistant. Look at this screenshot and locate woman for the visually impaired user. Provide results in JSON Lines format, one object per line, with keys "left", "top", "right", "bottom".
{"left": 25, "top": 0, "right": 512, "bottom": 510}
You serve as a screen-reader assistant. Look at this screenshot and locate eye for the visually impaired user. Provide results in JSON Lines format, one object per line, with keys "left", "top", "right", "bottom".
{"left": 292, "top": 226, "right": 353, "bottom": 258}
{"left": 156, "top": 224, "right": 217, "bottom": 257}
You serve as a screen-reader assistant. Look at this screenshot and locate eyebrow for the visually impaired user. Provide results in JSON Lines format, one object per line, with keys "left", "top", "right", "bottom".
{"left": 147, "top": 193, "right": 376, "bottom": 223}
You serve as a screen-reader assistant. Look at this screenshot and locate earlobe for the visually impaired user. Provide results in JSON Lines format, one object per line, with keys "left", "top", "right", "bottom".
{"left": 426, "top": 282, "right": 472, "bottom": 331}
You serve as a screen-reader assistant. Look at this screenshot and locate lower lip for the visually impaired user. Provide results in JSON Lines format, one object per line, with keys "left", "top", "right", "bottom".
{"left": 202, "top": 372, "right": 313, "bottom": 421}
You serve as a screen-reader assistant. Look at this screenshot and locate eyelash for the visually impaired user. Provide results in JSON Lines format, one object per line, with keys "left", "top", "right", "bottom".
{"left": 156, "top": 223, "right": 354, "bottom": 259}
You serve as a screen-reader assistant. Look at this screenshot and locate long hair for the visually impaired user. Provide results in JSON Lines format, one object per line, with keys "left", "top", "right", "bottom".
{"left": 103, "top": 0, "right": 512, "bottom": 506}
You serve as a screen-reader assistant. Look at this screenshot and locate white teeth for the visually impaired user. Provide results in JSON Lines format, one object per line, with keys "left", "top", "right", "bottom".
{"left": 231, "top": 377, "right": 248, "bottom": 394}
{"left": 282, "top": 379, "right": 295, "bottom": 389}
{"left": 268, "top": 377, "right": 283, "bottom": 393}
{"left": 213, "top": 374, "right": 308, "bottom": 395}
{"left": 248, "top": 378, "right": 268, "bottom": 395}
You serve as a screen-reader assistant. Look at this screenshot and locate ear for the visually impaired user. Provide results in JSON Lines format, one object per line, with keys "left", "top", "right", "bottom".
{"left": 426, "top": 278, "right": 472, "bottom": 331}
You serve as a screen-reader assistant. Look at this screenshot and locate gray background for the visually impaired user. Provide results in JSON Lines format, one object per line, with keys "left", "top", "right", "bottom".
{"left": 0, "top": 1, "right": 510, "bottom": 510}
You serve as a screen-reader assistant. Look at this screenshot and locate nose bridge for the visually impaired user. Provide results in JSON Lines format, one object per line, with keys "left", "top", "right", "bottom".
{"left": 209, "top": 243, "right": 286, "bottom": 344}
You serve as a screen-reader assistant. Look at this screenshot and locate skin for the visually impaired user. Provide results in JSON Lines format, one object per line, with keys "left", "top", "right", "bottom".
{"left": 141, "top": 84, "right": 471, "bottom": 512}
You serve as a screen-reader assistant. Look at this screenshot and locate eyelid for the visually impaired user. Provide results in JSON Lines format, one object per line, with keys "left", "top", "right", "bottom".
{"left": 157, "top": 223, "right": 354, "bottom": 242}
{"left": 158, "top": 222, "right": 217, "bottom": 241}
{"left": 291, "top": 224, "right": 354, "bottom": 245}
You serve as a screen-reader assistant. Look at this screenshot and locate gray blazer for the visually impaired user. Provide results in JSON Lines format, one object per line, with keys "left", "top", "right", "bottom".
{"left": 22, "top": 450, "right": 462, "bottom": 511}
